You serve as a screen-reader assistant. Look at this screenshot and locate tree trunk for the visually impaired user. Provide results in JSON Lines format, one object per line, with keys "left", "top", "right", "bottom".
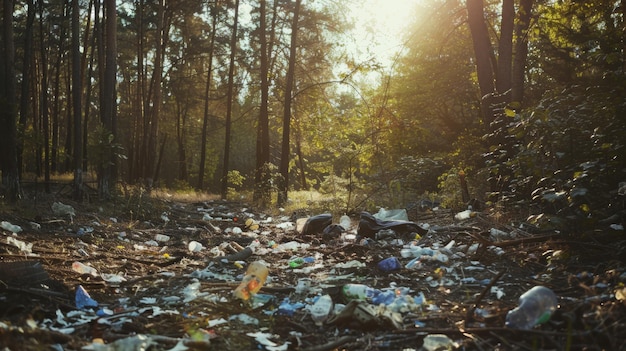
{"left": 278, "top": 0, "right": 301, "bottom": 206}
{"left": 1, "top": 0, "right": 21, "bottom": 203}
{"left": 255, "top": 0, "right": 271, "bottom": 205}
{"left": 221, "top": 0, "right": 240, "bottom": 199}
{"left": 38, "top": 1, "right": 50, "bottom": 191}
{"left": 132, "top": 0, "right": 146, "bottom": 183}
{"left": 81, "top": 0, "right": 95, "bottom": 173}
{"left": 50, "top": 2, "right": 65, "bottom": 174}
{"left": 99, "top": 0, "right": 117, "bottom": 199}
{"left": 71, "top": 0, "right": 83, "bottom": 201}
{"left": 198, "top": 0, "right": 218, "bottom": 191}
{"left": 496, "top": 0, "right": 513, "bottom": 94}
{"left": 511, "top": 0, "right": 533, "bottom": 103}
{"left": 466, "top": 0, "right": 495, "bottom": 107}
{"left": 175, "top": 102, "right": 188, "bottom": 182}
{"left": 623, "top": 0, "right": 626, "bottom": 73}
{"left": 18, "top": 0, "right": 35, "bottom": 179}
{"left": 146, "top": 0, "right": 166, "bottom": 189}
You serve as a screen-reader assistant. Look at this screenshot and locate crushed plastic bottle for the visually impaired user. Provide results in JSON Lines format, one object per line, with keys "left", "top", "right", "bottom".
{"left": 371, "top": 290, "right": 397, "bottom": 305}
{"left": 295, "top": 278, "right": 312, "bottom": 295}
{"left": 422, "top": 334, "right": 457, "bottom": 351}
{"left": 405, "top": 257, "right": 422, "bottom": 269}
{"left": 288, "top": 256, "right": 315, "bottom": 268}
{"left": 505, "top": 286, "right": 558, "bottom": 329}
{"left": 72, "top": 261, "right": 98, "bottom": 276}
{"left": 1, "top": 221, "right": 23, "bottom": 233}
{"left": 233, "top": 261, "right": 269, "bottom": 301}
{"left": 342, "top": 283, "right": 378, "bottom": 301}
{"left": 454, "top": 209, "right": 476, "bottom": 220}
{"left": 310, "top": 294, "right": 333, "bottom": 326}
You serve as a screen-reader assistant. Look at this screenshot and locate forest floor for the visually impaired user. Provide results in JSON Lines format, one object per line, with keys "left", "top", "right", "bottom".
{"left": 1, "top": 189, "right": 625, "bottom": 351}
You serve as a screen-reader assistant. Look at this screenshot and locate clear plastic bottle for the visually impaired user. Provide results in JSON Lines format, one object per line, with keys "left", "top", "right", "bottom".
{"left": 233, "top": 261, "right": 269, "bottom": 300}
{"left": 505, "top": 286, "right": 558, "bottom": 329}
{"left": 342, "top": 283, "right": 379, "bottom": 301}
{"left": 72, "top": 261, "right": 98, "bottom": 276}
{"left": 310, "top": 294, "right": 333, "bottom": 326}
{"left": 339, "top": 215, "right": 351, "bottom": 230}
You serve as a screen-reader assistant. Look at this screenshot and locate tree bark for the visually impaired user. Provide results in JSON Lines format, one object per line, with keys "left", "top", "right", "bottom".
{"left": 71, "top": 0, "right": 83, "bottom": 201}
{"left": 99, "top": 0, "right": 117, "bottom": 199}
{"left": 466, "top": 0, "right": 495, "bottom": 106}
{"left": 147, "top": 0, "right": 166, "bottom": 189}
{"left": 511, "top": 0, "right": 533, "bottom": 104}
{"left": 175, "top": 102, "right": 188, "bottom": 182}
{"left": 1, "top": 0, "right": 21, "bottom": 202}
{"left": 255, "top": 0, "right": 271, "bottom": 206}
{"left": 221, "top": 0, "right": 240, "bottom": 199}
{"left": 198, "top": 0, "right": 219, "bottom": 191}
{"left": 496, "top": 0, "right": 514, "bottom": 94}
{"left": 18, "top": 0, "right": 35, "bottom": 179}
{"left": 38, "top": 0, "right": 50, "bottom": 191}
{"left": 80, "top": 0, "right": 94, "bottom": 173}
{"left": 278, "top": 0, "right": 302, "bottom": 206}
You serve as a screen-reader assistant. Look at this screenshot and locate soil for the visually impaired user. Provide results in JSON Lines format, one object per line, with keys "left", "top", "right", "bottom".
{"left": 1, "top": 191, "right": 625, "bottom": 351}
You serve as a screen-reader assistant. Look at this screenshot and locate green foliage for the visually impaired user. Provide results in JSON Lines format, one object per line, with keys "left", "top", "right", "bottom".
{"left": 255, "top": 163, "right": 282, "bottom": 207}
{"left": 502, "top": 83, "right": 626, "bottom": 225}
{"left": 87, "top": 125, "right": 126, "bottom": 170}
{"left": 171, "top": 179, "right": 195, "bottom": 193}
{"left": 438, "top": 167, "right": 490, "bottom": 210}
{"left": 226, "top": 170, "right": 246, "bottom": 200}
{"left": 387, "top": 156, "right": 447, "bottom": 206}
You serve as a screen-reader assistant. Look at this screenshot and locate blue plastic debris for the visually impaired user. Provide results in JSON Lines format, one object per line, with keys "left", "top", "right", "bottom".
{"left": 276, "top": 298, "right": 305, "bottom": 316}
{"left": 75, "top": 285, "right": 98, "bottom": 309}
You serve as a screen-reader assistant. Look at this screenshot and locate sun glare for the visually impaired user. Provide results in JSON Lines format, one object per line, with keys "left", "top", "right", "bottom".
{"left": 350, "top": 0, "right": 421, "bottom": 66}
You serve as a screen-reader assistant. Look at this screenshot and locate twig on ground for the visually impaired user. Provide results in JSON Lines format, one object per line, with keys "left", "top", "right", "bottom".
{"left": 464, "top": 270, "right": 505, "bottom": 329}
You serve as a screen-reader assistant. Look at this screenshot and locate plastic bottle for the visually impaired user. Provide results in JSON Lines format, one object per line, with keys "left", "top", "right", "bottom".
{"left": 339, "top": 215, "right": 351, "bottom": 230}
{"left": 295, "top": 278, "right": 312, "bottom": 294}
{"left": 405, "top": 257, "right": 422, "bottom": 269}
{"left": 505, "top": 286, "right": 558, "bottom": 329}
{"left": 310, "top": 294, "right": 333, "bottom": 326}
{"left": 233, "top": 261, "right": 269, "bottom": 301}
{"left": 72, "top": 261, "right": 98, "bottom": 276}
{"left": 342, "top": 283, "right": 379, "bottom": 301}
{"left": 371, "top": 290, "right": 397, "bottom": 305}
{"left": 1, "top": 221, "right": 23, "bottom": 233}
{"left": 288, "top": 256, "right": 315, "bottom": 268}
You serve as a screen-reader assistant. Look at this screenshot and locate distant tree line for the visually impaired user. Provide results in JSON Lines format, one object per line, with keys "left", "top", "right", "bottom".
{"left": 1, "top": 0, "right": 624, "bottom": 220}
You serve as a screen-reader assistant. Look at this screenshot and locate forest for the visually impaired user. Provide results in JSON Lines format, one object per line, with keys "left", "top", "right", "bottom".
{"left": 1, "top": 0, "right": 625, "bottom": 221}
{"left": 1, "top": 1, "right": 626, "bottom": 350}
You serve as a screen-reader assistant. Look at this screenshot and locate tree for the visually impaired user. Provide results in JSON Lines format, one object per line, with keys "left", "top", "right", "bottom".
{"left": 254, "top": 0, "right": 271, "bottom": 206}
{"left": 198, "top": 0, "right": 219, "bottom": 190}
{"left": 71, "top": 0, "right": 83, "bottom": 200}
{"left": 148, "top": 0, "right": 166, "bottom": 188}
{"left": 466, "top": 0, "right": 534, "bottom": 195}
{"left": 98, "top": 0, "right": 117, "bottom": 199}
{"left": 17, "top": 0, "right": 36, "bottom": 179}
{"left": 1, "top": 0, "right": 21, "bottom": 203}
{"left": 466, "top": 0, "right": 534, "bottom": 118}
{"left": 277, "top": 0, "right": 301, "bottom": 206}
{"left": 38, "top": 0, "right": 51, "bottom": 191}
{"left": 221, "top": 0, "right": 240, "bottom": 199}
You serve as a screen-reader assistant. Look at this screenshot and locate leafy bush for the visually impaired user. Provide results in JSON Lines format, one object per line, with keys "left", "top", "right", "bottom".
{"left": 501, "top": 83, "right": 626, "bottom": 225}
{"left": 226, "top": 170, "right": 246, "bottom": 200}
